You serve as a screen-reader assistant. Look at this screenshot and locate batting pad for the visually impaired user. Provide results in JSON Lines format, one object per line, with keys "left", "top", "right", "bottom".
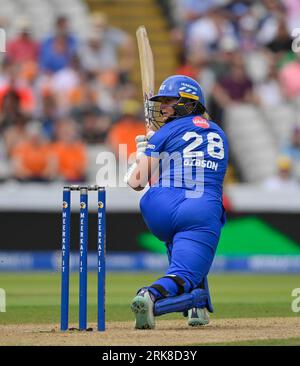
{"left": 153, "top": 288, "right": 208, "bottom": 316}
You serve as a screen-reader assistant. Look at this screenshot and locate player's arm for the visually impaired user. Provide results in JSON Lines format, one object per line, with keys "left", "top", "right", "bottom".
{"left": 125, "top": 154, "right": 159, "bottom": 191}
{"left": 124, "top": 132, "right": 159, "bottom": 191}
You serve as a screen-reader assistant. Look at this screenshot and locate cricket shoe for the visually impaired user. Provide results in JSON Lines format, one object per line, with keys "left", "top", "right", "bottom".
{"left": 131, "top": 289, "right": 155, "bottom": 329}
{"left": 187, "top": 307, "right": 210, "bottom": 327}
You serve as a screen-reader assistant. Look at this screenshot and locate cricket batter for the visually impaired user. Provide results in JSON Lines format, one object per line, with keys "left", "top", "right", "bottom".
{"left": 124, "top": 75, "right": 228, "bottom": 329}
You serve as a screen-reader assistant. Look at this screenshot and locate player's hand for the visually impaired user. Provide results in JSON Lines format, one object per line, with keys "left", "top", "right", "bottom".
{"left": 146, "top": 130, "right": 155, "bottom": 140}
{"left": 135, "top": 132, "right": 155, "bottom": 156}
{"left": 135, "top": 135, "right": 147, "bottom": 157}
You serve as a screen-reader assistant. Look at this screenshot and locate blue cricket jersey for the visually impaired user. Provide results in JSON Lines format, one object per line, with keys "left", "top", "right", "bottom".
{"left": 144, "top": 115, "right": 229, "bottom": 199}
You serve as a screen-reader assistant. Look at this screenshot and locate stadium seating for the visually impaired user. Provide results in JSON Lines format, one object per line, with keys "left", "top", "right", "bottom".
{"left": 224, "top": 105, "right": 278, "bottom": 182}
{"left": 262, "top": 104, "right": 298, "bottom": 147}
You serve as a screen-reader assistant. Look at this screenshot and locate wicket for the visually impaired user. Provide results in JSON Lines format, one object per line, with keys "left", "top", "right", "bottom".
{"left": 60, "top": 185, "right": 106, "bottom": 332}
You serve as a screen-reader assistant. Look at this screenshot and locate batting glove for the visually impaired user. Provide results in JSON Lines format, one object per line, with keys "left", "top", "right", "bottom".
{"left": 135, "top": 131, "right": 155, "bottom": 157}
{"left": 124, "top": 131, "right": 155, "bottom": 186}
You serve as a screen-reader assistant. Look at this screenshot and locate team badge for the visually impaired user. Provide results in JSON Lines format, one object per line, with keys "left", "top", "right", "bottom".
{"left": 192, "top": 116, "right": 209, "bottom": 128}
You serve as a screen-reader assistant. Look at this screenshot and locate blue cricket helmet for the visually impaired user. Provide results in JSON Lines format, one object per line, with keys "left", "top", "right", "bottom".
{"left": 149, "top": 75, "right": 206, "bottom": 108}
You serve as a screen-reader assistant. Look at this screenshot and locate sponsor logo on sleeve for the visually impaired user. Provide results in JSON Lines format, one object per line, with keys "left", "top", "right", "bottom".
{"left": 147, "top": 144, "right": 156, "bottom": 150}
{"left": 192, "top": 116, "right": 210, "bottom": 128}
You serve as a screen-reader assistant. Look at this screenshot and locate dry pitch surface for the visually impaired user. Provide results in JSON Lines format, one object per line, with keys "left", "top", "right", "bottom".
{"left": 1, "top": 317, "right": 300, "bottom": 346}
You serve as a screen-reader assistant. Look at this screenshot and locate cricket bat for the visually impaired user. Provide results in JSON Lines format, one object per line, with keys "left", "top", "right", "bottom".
{"left": 136, "top": 25, "right": 155, "bottom": 132}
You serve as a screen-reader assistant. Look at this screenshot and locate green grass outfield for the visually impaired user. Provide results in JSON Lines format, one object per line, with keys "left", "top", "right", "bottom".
{"left": 0, "top": 272, "right": 300, "bottom": 345}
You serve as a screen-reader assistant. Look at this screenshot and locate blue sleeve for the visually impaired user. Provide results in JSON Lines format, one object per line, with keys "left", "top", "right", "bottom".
{"left": 144, "top": 128, "right": 169, "bottom": 157}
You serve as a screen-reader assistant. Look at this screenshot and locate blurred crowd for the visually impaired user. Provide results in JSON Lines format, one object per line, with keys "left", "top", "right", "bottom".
{"left": 0, "top": 11, "right": 146, "bottom": 183}
{"left": 1, "top": 0, "right": 300, "bottom": 188}
{"left": 171, "top": 0, "right": 300, "bottom": 188}
{"left": 172, "top": 0, "right": 300, "bottom": 112}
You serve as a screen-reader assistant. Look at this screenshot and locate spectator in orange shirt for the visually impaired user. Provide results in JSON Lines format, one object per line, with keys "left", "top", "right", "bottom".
{"left": 107, "top": 100, "right": 146, "bottom": 159}
{"left": 11, "top": 122, "right": 57, "bottom": 182}
{"left": 52, "top": 117, "right": 87, "bottom": 183}
{"left": 0, "top": 62, "right": 36, "bottom": 115}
